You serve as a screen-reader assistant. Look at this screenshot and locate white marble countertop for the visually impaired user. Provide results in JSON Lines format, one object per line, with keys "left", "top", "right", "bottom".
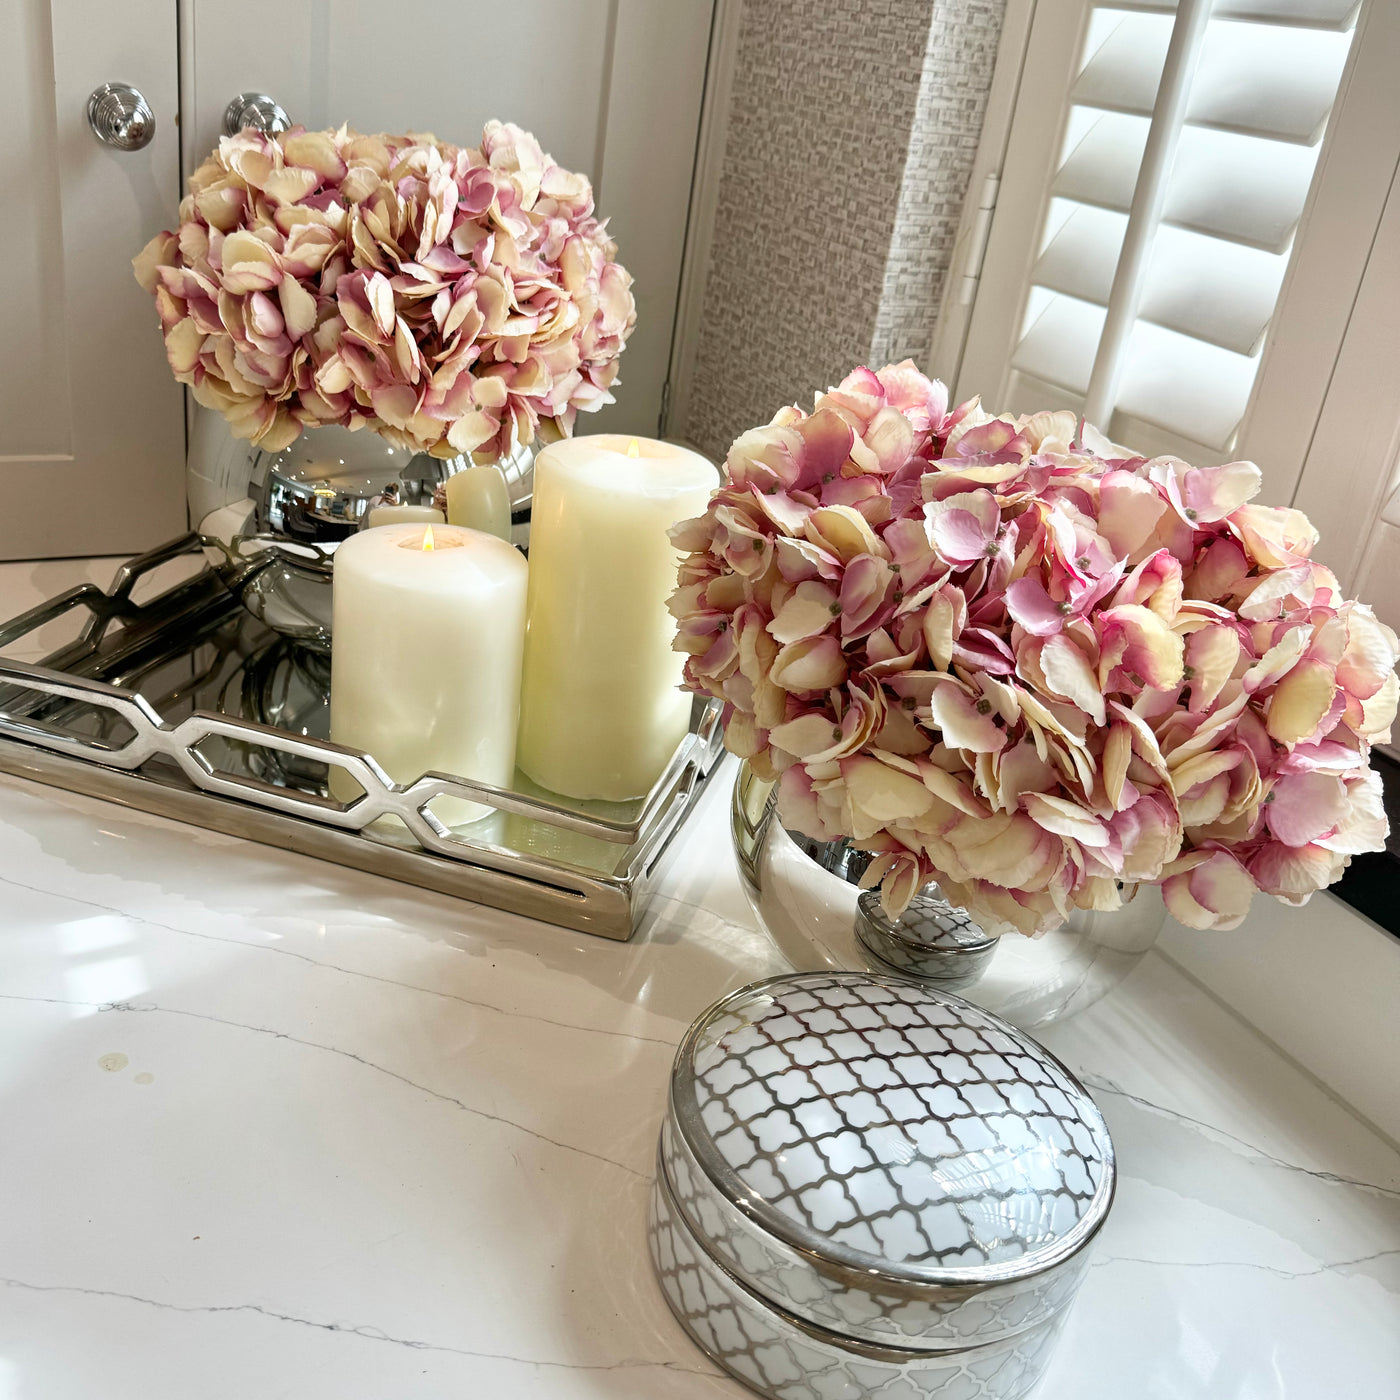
{"left": 1, "top": 564, "right": 1398, "bottom": 1398}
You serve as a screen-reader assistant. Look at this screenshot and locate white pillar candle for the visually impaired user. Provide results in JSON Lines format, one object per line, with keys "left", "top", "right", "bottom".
{"left": 516, "top": 434, "right": 718, "bottom": 801}
{"left": 364, "top": 503, "right": 445, "bottom": 529}
{"left": 445, "top": 465, "right": 512, "bottom": 541}
{"left": 330, "top": 523, "right": 528, "bottom": 827}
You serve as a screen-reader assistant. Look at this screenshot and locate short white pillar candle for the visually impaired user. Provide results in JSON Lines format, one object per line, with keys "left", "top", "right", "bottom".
{"left": 516, "top": 435, "right": 717, "bottom": 801}
{"left": 330, "top": 523, "right": 528, "bottom": 826}
{"left": 363, "top": 503, "right": 445, "bottom": 529}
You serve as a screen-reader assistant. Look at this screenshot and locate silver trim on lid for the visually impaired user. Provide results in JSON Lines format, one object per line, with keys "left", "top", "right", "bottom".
{"left": 669, "top": 972, "right": 1116, "bottom": 1297}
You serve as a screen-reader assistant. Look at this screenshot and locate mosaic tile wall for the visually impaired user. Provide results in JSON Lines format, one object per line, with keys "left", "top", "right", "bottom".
{"left": 870, "top": 0, "right": 1009, "bottom": 372}
{"left": 683, "top": 0, "right": 1008, "bottom": 462}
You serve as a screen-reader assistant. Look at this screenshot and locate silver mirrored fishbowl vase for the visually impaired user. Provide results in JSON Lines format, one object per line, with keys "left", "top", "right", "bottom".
{"left": 187, "top": 413, "right": 534, "bottom": 649}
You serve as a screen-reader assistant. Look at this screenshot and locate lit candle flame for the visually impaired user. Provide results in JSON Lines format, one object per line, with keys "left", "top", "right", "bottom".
{"left": 626, "top": 438, "right": 641, "bottom": 458}
{"left": 421, "top": 525, "right": 435, "bottom": 552}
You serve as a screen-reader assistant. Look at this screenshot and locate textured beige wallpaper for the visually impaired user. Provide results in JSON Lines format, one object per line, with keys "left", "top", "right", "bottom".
{"left": 871, "top": 0, "right": 1008, "bottom": 371}
{"left": 683, "top": 0, "right": 1007, "bottom": 462}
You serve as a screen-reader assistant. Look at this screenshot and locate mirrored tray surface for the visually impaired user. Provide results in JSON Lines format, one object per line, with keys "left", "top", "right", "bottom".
{"left": 0, "top": 536, "right": 724, "bottom": 939}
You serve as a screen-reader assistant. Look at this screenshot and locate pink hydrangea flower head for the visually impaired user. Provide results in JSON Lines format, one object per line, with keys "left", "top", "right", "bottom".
{"left": 669, "top": 362, "right": 1399, "bottom": 935}
{"left": 134, "top": 121, "right": 635, "bottom": 459}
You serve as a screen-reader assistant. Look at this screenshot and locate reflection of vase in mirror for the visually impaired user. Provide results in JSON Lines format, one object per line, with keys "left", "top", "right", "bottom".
{"left": 186, "top": 411, "right": 535, "bottom": 649}
{"left": 731, "top": 762, "right": 1166, "bottom": 1031}
{"left": 236, "top": 638, "right": 333, "bottom": 791}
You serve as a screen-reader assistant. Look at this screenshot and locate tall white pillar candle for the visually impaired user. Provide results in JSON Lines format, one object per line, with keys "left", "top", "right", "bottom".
{"left": 445, "top": 465, "right": 512, "bottom": 541}
{"left": 516, "top": 435, "right": 718, "bottom": 801}
{"left": 330, "top": 523, "right": 528, "bottom": 826}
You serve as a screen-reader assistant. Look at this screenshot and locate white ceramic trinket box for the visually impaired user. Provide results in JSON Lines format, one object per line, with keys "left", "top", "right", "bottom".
{"left": 649, "top": 972, "right": 1115, "bottom": 1398}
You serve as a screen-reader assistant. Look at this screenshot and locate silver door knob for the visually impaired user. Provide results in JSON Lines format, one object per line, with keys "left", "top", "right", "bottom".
{"left": 86, "top": 83, "right": 155, "bottom": 151}
{"left": 224, "top": 92, "right": 291, "bottom": 137}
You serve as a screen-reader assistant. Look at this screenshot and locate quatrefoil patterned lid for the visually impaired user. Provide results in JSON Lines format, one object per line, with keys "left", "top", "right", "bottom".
{"left": 671, "top": 972, "right": 1114, "bottom": 1287}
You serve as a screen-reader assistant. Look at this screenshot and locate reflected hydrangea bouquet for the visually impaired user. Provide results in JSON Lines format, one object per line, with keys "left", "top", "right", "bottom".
{"left": 669, "top": 362, "right": 1399, "bottom": 935}
{"left": 134, "top": 121, "right": 635, "bottom": 459}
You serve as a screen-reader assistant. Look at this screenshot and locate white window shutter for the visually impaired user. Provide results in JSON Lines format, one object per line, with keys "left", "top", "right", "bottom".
{"left": 959, "top": 0, "right": 1362, "bottom": 462}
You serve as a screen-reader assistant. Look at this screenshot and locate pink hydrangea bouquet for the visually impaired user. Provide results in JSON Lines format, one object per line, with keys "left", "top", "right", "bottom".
{"left": 670, "top": 362, "right": 1399, "bottom": 935}
{"left": 133, "top": 121, "right": 635, "bottom": 460}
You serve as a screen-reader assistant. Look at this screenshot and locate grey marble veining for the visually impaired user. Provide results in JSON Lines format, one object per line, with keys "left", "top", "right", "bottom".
{"left": 0, "top": 564, "right": 1396, "bottom": 1398}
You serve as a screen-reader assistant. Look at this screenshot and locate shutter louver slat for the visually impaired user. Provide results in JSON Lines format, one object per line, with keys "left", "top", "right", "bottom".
{"left": 1116, "top": 0, "right": 1358, "bottom": 30}
{"left": 1033, "top": 203, "right": 1126, "bottom": 306}
{"left": 1011, "top": 293, "right": 1102, "bottom": 396}
{"left": 1053, "top": 115, "right": 1319, "bottom": 254}
{"left": 1052, "top": 112, "right": 1149, "bottom": 213}
{"left": 1009, "top": 291, "right": 1259, "bottom": 451}
{"left": 1071, "top": 13, "right": 1172, "bottom": 118}
{"left": 1034, "top": 205, "right": 1288, "bottom": 355}
{"left": 1161, "top": 126, "right": 1321, "bottom": 253}
{"left": 1073, "top": 13, "right": 1351, "bottom": 144}
{"left": 1116, "top": 320, "right": 1259, "bottom": 449}
{"left": 1140, "top": 226, "right": 1286, "bottom": 356}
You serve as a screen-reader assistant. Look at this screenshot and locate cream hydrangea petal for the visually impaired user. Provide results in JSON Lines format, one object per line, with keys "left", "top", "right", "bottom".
{"left": 1103, "top": 721, "right": 1132, "bottom": 809}
{"left": 864, "top": 406, "right": 915, "bottom": 473}
{"left": 1178, "top": 772, "right": 1231, "bottom": 826}
{"left": 163, "top": 318, "right": 205, "bottom": 375}
{"left": 1184, "top": 624, "right": 1240, "bottom": 713}
{"left": 1315, "top": 769, "right": 1388, "bottom": 855}
{"left": 1266, "top": 771, "right": 1348, "bottom": 846}
{"left": 1112, "top": 793, "right": 1181, "bottom": 881}
{"left": 922, "top": 590, "right": 958, "bottom": 671}
{"left": 1243, "top": 625, "right": 1309, "bottom": 694}
{"left": 1266, "top": 659, "right": 1336, "bottom": 746}
{"left": 1249, "top": 842, "right": 1345, "bottom": 901}
{"left": 805, "top": 505, "right": 883, "bottom": 563}
{"left": 1170, "top": 748, "right": 1242, "bottom": 798}
{"left": 929, "top": 682, "right": 1007, "bottom": 753}
{"left": 277, "top": 275, "right": 318, "bottom": 340}
{"left": 770, "top": 713, "right": 846, "bottom": 760}
{"left": 1098, "top": 470, "right": 1167, "bottom": 558}
{"left": 1336, "top": 605, "right": 1400, "bottom": 702}
{"left": 1180, "top": 460, "right": 1261, "bottom": 522}
{"left": 1040, "top": 635, "right": 1106, "bottom": 726}
{"left": 768, "top": 581, "right": 839, "bottom": 644}
{"left": 841, "top": 756, "right": 936, "bottom": 840}
{"left": 1230, "top": 504, "right": 1318, "bottom": 567}
{"left": 954, "top": 811, "right": 1061, "bottom": 889}
{"left": 771, "top": 636, "right": 847, "bottom": 692}
{"left": 282, "top": 130, "right": 348, "bottom": 181}
{"left": 1024, "top": 792, "right": 1111, "bottom": 847}
{"left": 1238, "top": 565, "right": 1315, "bottom": 622}
{"left": 1097, "top": 604, "right": 1185, "bottom": 691}
{"left": 133, "top": 231, "right": 178, "bottom": 293}
{"left": 1163, "top": 851, "right": 1256, "bottom": 929}
{"left": 1017, "top": 409, "right": 1078, "bottom": 452}
{"left": 1359, "top": 670, "right": 1399, "bottom": 741}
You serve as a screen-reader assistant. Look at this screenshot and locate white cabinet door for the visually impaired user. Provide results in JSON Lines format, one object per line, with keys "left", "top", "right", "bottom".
{"left": 184, "top": 0, "right": 715, "bottom": 441}
{"left": 0, "top": 0, "right": 187, "bottom": 560}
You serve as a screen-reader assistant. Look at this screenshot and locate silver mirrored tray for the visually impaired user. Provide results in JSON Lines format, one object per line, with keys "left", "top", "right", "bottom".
{"left": 0, "top": 535, "right": 724, "bottom": 940}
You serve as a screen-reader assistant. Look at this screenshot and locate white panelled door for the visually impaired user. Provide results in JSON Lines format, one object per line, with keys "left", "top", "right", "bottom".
{"left": 0, "top": 0, "right": 186, "bottom": 560}
{"left": 183, "top": 0, "right": 716, "bottom": 442}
